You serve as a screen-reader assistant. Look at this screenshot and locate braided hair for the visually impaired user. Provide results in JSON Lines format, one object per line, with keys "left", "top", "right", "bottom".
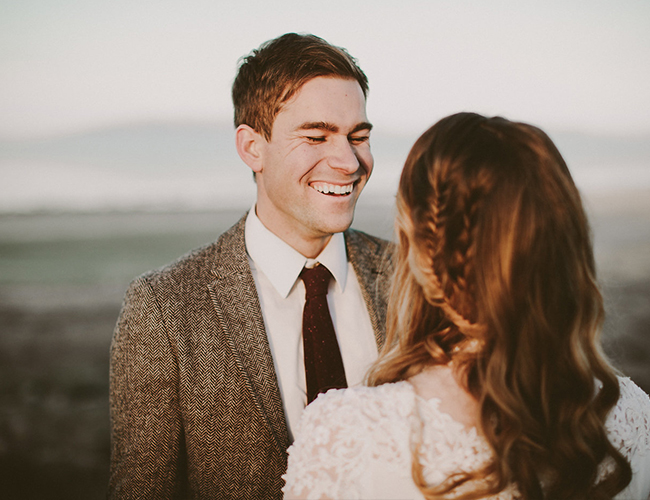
{"left": 366, "top": 112, "right": 631, "bottom": 499}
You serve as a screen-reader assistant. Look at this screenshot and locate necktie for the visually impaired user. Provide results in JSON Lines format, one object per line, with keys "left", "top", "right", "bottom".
{"left": 300, "top": 264, "right": 347, "bottom": 404}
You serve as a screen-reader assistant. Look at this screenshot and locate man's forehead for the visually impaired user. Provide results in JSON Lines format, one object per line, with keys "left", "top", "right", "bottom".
{"left": 279, "top": 77, "right": 365, "bottom": 109}
{"left": 272, "top": 77, "right": 369, "bottom": 130}
{"left": 282, "top": 76, "right": 364, "bottom": 103}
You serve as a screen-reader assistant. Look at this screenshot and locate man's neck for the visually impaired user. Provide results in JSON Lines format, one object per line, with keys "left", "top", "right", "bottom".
{"left": 286, "top": 233, "right": 333, "bottom": 260}
{"left": 255, "top": 210, "right": 334, "bottom": 259}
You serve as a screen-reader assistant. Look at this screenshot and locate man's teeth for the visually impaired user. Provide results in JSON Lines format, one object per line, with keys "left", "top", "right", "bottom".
{"left": 312, "top": 183, "right": 354, "bottom": 195}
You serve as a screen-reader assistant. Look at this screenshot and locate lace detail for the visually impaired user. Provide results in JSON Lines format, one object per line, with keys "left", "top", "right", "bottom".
{"left": 283, "top": 381, "right": 510, "bottom": 499}
{"left": 606, "top": 377, "right": 650, "bottom": 499}
{"left": 283, "top": 378, "right": 650, "bottom": 500}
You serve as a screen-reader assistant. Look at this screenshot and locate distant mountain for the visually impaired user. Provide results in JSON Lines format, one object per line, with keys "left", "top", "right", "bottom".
{"left": 549, "top": 131, "right": 650, "bottom": 166}
{"left": 0, "top": 122, "right": 241, "bottom": 174}
{"left": 0, "top": 122, "right": 648, "bottom": 213}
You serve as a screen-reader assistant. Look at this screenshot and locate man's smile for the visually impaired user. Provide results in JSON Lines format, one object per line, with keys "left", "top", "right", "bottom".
{"left": 310, "top": 181, "right": 355, "bottom": 196}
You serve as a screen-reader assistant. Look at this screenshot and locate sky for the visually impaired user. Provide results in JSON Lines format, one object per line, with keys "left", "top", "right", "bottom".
{"left": 1, "top": 0, "right": 650, "bottom": 140}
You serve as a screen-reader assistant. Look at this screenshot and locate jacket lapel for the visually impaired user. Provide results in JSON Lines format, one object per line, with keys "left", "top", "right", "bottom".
{"left": 208, "top": 215, "right": 289, "bottom": 455}
{"left": 346, "top": 230, "right": 394, "bottom": 351}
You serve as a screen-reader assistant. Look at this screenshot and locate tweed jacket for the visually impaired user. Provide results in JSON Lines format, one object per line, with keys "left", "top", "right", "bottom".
{"left": 109, "top": 214, "right": 394, "bottom": 499}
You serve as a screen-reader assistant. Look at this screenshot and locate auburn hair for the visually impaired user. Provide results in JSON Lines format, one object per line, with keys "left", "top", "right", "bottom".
{"left": 232, "top": 32, "right": 368, "bottom": 140}
{"left": 366, "top": 112, "right": 631, "bottom": 499}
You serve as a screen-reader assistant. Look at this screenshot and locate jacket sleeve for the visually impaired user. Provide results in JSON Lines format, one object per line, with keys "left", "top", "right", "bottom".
{"left": 108, "top": 276, "right": 186, "bottom": 499}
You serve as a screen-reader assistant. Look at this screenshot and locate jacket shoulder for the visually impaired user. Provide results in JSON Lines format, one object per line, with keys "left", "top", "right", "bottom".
{"left": 345, "top": 228, "right": 395, "bottom": 273}
{"left": 346, "top": 227, "right": 393, "bottom": 251}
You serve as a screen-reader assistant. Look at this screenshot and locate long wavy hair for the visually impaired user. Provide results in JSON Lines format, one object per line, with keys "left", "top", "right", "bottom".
{"left": 366, "top": 112, "right": 631, "bottom": 499}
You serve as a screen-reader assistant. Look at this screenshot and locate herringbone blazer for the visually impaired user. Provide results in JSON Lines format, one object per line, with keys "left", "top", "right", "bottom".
{"left": 109, "top": 214, "right": 393, "bottom": 499}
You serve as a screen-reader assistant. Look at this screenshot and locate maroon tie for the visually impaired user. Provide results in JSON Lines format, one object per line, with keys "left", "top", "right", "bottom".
{"left": 300, "top": 264, "right": 348, "bottom": 404}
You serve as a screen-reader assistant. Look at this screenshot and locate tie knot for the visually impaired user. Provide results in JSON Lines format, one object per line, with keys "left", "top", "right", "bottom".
{"left": 300, "top": 264, "right": 332, "bottom": 298}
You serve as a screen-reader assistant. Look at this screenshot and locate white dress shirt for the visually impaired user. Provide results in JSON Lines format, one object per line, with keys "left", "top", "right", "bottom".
{"left": 244, "top": 208, "right": 378, "bottom": 441}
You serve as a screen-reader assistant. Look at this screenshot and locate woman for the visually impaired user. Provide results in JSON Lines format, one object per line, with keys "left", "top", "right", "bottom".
{"left": 282, "top": 113, "right": 650, "bottom": 499}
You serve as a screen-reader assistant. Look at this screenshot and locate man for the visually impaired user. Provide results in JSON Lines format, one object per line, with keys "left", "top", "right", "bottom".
{"left": 109, "top": 33, "right": 393, "bottom": 499}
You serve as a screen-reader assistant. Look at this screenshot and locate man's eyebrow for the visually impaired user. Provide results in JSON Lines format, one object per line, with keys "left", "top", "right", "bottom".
{"left": 350, "top": 122, "right": 373, "bottom": 134}
{"left": 297, "top": 122, "right": 338, "bottom": 133}
{"left": 296, "top": 121, "right": 373, "bottom": 134}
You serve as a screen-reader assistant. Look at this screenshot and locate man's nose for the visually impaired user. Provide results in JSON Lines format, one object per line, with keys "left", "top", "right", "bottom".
{"left": 327, "top": 138, "right": 360, "bottom": 173}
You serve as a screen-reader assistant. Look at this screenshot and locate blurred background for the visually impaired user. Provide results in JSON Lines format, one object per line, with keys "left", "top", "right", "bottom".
{"left": 1, "top": 1, "right": 649, "bottom": 498}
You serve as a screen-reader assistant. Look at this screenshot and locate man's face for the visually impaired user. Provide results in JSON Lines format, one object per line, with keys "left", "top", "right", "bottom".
{"left": 254, "top": 77, "right": 373, "bottom": 255}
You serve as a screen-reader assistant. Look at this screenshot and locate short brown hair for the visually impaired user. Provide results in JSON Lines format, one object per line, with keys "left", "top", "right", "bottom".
{"left": 232, "top": 33, "right": 369, "bottom": 140}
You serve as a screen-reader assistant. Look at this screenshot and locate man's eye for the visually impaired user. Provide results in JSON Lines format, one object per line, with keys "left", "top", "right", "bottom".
{"left": 305, "top": 136, "right": 326, "bottom": 143}
{"left": 350, "top": 135, "right": 370, "bottom": 144}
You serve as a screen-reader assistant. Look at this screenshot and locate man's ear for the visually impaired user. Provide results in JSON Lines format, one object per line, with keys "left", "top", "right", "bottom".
{"left": 235, "top": 124, "right": 265, "bottom": 174}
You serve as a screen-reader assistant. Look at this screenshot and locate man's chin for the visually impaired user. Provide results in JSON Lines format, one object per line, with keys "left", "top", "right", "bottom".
{"left": 317, "top": 214, "right": 355, "bottom": 235}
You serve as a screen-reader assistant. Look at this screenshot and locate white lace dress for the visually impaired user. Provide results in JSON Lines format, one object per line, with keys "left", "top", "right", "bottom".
{"left": 283, "top": 377, "right": 650, "bottom": 500}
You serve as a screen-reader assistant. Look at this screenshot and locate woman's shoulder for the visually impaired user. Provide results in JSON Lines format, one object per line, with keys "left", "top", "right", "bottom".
{"left": 606, "top": 377, "right": 650, "bottom": 456}
{"left": 295, "top": 382, "right": 415, "bottom": 436}
{"left": 284, "top": 383, "right": 419, "bottom": 499}
{"left": 606, "top": 377, "right": 650, "bottom": 442}
{"left": 616, "top": 376, "right": 650, "bottom": 405}
{"left": 607, "top": 377, "right": 650, "bottom": 499}
{"left": 609, "top": 377, "right": 650, "bottom": 428}
{"left": 303, "top": 381, "right": 415, "bottom": 419}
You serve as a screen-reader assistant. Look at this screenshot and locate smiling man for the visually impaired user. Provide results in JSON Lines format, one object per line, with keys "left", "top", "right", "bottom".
{"left": 238, "top": 76, "right": 373, "bottom": 258}
{"left": 109, "top": 33, "right": 393, "bottom": 499}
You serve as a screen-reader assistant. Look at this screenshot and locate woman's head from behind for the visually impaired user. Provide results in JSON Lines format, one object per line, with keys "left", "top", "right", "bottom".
{"left": 391, "top": 112, "right": 599, "bottom": 378}
{"left": 372, "top": 112, "right": 630, "bottom": 499}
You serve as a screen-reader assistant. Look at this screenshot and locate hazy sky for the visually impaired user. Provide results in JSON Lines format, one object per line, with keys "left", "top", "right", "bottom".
{"left": 1, "top": 0, "right": 649, "bottom": 139}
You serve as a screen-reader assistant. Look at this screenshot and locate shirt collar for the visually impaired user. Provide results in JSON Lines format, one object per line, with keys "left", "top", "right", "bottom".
{"left": 245, "top": 206, "right": 348, "bottom": 298}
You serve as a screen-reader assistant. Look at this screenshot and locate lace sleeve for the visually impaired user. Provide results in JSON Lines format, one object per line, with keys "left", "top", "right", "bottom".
{"left": 282, "top": 389, "right": 369, "bottom": 500}
{"left": 608, "top": 377, "right": 650, "bottom": 500}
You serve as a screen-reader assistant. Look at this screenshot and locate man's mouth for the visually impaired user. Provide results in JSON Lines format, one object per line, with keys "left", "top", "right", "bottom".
{"left": 310, "top": 182, "right": 355, "bottom": 196}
